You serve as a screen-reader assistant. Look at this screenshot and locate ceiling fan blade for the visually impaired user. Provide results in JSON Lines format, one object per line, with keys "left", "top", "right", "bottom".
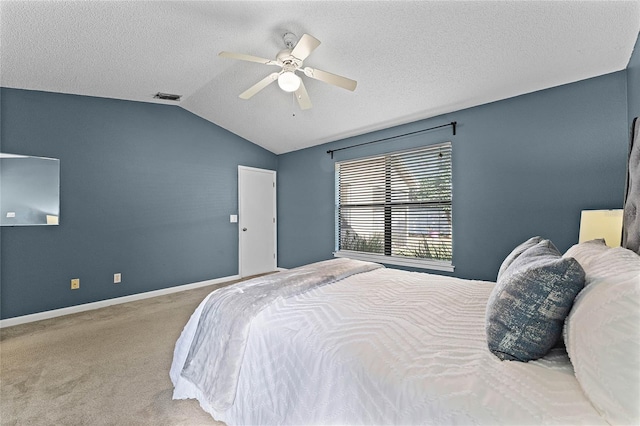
{"left": 219, "top": 51, "right": 278, "bottom": 66}
{"left": 303, "top": 67, "right": 357, "bottom": 91}
{"left": 239, "top": 72, "right": 279, "bottom": 99}
{"left": 290, "top": 34, "right": 321, "bottom": 61}
{"left": 295, "top": 80, "right": 312, "bottom": 110}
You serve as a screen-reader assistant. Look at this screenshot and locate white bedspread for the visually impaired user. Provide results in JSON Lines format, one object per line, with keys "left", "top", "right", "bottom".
{"left": 172, "top": 266, "right": 605, "bottom": 425}
{"left": 171, "top": 258, "right": 383, "bottom": 412}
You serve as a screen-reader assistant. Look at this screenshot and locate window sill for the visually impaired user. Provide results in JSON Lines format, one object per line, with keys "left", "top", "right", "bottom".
{"left": 333, "top": 251, "right": 455, "bottom": 272}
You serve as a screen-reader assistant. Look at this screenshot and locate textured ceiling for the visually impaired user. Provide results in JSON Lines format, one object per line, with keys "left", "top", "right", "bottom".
{"left": 2, "top": 1, "right": 639, "bottom": 154}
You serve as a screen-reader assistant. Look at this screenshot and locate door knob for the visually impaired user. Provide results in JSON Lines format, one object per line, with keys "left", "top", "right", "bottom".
{"left": 242, "top": 227, "right": 247, "bottom": 231}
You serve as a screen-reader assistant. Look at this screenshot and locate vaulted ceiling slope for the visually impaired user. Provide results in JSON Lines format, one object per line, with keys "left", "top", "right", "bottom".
{"left": 1, "top": 1, "right": 639, "bottom": 154}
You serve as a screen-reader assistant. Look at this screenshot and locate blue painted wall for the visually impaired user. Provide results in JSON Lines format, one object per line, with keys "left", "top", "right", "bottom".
{"left": 277, "top": 71, "right": 629, "bottom": 281}
{"left": 0, "top": 88, "right": 277, "bottom": 319}
{"left": 628, "top": 33, "right": 640, "bottom": 128}
{"left": 2, "top": 34, "right": 638, "bottom": 320}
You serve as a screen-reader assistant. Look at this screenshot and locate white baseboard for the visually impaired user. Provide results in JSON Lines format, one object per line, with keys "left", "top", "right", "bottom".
{"left": 0, "top": 274, "right": 240, "bottom": 328}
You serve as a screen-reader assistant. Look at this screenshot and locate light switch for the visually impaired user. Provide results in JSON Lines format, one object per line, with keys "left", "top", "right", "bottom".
{"left": 230, "top": 215, "right": 238, "bottom": 223}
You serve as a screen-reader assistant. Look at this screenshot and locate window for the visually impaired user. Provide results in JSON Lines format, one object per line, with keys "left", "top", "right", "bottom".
{"left": 335, "top": 142, "right": 453, "bottom": 271}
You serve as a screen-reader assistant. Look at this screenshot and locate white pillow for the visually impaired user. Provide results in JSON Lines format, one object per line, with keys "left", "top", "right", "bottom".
{"left": 593, "top": 246, "right": 640, "bottom": 277}
{"left": 562, "top": 239, "right": 609, "bottom": 284}
{"left": 563, "top": 246, "right": 640, "bottom": 425}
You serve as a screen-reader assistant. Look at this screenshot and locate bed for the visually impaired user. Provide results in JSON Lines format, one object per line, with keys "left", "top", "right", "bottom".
{"left": 170, "top": 118, "right": 640, "bottom": 425}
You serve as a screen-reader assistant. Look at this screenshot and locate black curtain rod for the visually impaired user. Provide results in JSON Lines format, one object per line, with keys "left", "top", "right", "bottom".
{"left": 326, "top": 121, "right": 457, "bottom": 159}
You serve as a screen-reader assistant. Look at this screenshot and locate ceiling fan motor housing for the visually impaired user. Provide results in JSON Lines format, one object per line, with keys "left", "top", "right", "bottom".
{"left": 277, "top": 50, "right": 302, "bottom": 70}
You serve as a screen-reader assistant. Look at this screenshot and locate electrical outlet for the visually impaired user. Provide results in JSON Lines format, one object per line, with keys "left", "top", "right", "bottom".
{"left": 71, "top": 278, "right": 80, "bottom": 290}
{"left": 114, "top": 273, "right": 121, "bottom": 284}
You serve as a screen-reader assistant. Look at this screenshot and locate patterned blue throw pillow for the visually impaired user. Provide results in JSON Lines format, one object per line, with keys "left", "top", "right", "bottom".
{"left": 496, "top": 236, "right": 544, "bottom": 280}
{"left": 486, "top": 239, "right": 586, "bottom": 362}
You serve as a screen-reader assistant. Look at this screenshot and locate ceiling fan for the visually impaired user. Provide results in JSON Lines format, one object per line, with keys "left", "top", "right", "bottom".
{"left": 219, "top": 32, "right": 357, "bottom": 110}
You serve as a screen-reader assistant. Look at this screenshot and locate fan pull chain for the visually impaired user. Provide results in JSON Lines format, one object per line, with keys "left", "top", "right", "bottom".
{"left": 291, "top": 93, "right": 296, "bottom": 117}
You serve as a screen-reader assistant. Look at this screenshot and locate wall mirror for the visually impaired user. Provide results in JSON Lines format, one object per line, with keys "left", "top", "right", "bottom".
{"left": 0, "top": 153, "right": 60, "bottom": 226}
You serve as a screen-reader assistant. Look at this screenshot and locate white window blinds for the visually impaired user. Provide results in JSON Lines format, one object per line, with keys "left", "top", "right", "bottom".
{"left": 335, "top": 142, "right": 453, "bottom": 269}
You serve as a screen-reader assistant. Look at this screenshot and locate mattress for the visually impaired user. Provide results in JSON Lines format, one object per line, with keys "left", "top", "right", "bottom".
{"left": 172, "top": 267, "right": 604, "bottom": 425}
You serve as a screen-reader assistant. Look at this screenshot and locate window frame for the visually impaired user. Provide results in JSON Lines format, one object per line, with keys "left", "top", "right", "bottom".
{"left": 333, "top": 142, "right": 454, "bottom": 272}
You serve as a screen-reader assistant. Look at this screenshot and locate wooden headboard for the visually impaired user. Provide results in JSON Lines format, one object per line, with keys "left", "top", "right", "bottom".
{"left": 623, "top": 117, "right": 640, "bottom": 255}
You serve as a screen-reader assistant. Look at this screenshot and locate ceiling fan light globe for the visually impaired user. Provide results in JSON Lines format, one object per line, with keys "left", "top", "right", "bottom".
{"left": 278, "top": 72, "right": 301, "bottom": 92}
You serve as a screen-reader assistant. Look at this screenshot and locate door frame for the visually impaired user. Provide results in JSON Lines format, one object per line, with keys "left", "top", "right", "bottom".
{"left": 238, "top": 165, "right": 277, "bottom": 277}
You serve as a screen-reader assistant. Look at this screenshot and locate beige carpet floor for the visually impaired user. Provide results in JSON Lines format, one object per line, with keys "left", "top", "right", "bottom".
{"left": 0, "top": 280, "right": 241, "bottom": 426}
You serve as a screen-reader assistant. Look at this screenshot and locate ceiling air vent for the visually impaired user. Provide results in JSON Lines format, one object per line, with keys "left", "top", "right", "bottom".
{"left": 154, "top": 92, "right": 181, "bottom": 101}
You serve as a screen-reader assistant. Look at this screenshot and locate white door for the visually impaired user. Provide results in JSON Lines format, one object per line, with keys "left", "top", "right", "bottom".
{"left": 238, "top": 166, "right": 277, "bottom": 277}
